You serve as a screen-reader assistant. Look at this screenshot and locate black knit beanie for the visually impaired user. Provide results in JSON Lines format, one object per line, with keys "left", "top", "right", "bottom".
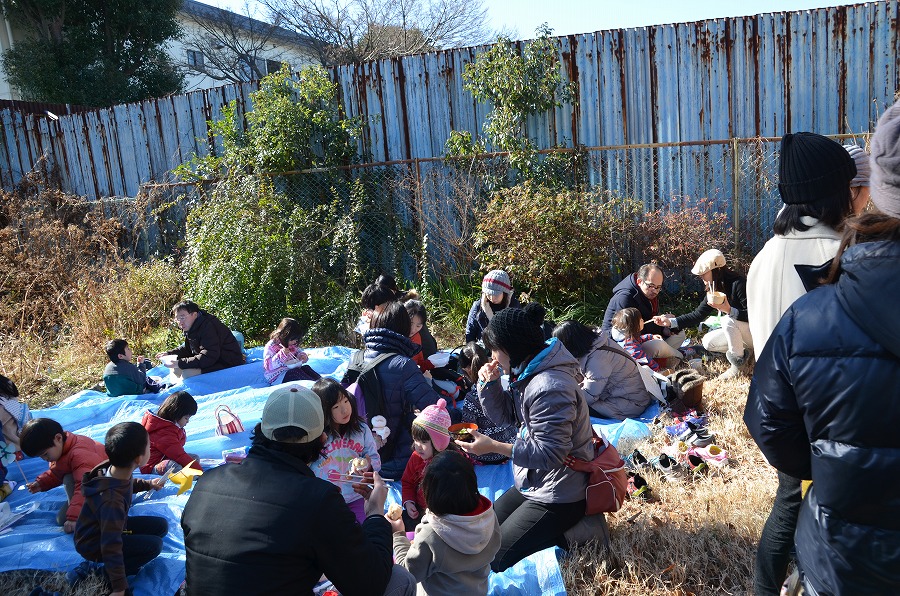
{"left": 484, "top": 307, "right": 547, "bottom": 369}
{"left": 0, "top": 374, "right": 18, "bottom": 397}
{"left": 778, "top": 132, "right": 856, "bottom": 205}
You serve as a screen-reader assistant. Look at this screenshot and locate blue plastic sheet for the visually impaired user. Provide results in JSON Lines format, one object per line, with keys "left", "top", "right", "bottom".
{"left": 0, "top": 346, "right": 567, "bottom": 596}
{"left": 590, "top": 401, "right": 658, "bottom": 448}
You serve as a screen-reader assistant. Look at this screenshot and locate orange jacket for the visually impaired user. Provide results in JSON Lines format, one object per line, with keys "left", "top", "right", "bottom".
{"left": 35, "top": 432, "right": 107, "bottom": 522}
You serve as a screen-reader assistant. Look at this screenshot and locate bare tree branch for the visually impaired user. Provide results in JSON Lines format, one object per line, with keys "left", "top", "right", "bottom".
{"left": 262, "top": 0, "right": 503, "bottom": 66}
{"left": 179, "top": 1, "right": 289, "bottom": 84}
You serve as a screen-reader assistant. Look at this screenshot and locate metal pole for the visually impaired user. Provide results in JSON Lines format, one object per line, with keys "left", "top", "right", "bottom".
{"left": 731, "top": 137, "right": 740, "bottom": 257}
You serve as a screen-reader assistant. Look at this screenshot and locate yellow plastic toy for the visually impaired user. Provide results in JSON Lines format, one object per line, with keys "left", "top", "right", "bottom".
{"left": 169, "top": 460, "right": 203, "bottom": 495}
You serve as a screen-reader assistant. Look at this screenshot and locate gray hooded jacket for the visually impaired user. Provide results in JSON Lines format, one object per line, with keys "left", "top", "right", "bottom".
{"left": 479, "top": 339, "right": 594, "bottom": 504}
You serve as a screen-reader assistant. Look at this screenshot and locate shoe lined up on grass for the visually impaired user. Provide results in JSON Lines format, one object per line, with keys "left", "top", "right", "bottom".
{"left": 627, "top": 472, "right": 652, "bottom": 500}
{"left": 691, "top": 444, "right": 729, "bottom": 467}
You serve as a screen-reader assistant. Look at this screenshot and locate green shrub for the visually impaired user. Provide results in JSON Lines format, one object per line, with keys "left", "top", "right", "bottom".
{"left": 474, "top": 183, "right": 643, "bottom": 304}
{"left": 183, "top": 176, "right": 365, "bottom": 342}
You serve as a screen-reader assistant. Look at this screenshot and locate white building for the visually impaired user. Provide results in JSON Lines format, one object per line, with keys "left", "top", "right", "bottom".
{"left": 0, "top": 1, "right": 317, "bottom": 101}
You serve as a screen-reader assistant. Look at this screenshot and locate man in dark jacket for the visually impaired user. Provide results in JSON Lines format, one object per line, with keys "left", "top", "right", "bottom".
{"left": 181, "top": 385, "right": 416, "bottom": 596}
{"left": 157, "top": 301, "right": 244, "bottom": 378}
{"left": 600, "top": 264, "right": 685, "bottom": 363}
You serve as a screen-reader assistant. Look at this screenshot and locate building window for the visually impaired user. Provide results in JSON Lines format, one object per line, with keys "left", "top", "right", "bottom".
{"left": 187, "top": 49, "right": 205, "bottom": 68}
{"left": 266, "top": 59, "right": 283, "bottom": 75}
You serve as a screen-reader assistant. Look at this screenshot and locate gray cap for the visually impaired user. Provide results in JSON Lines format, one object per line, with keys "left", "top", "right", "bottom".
{"left": 843, "top": 143, "right": 870, "bottom": 188}
{"left": 870, "top": 101, "right": 900, "bottom": 219}
{"left": 260, "top": 385, "right": 324, "bottom": 442}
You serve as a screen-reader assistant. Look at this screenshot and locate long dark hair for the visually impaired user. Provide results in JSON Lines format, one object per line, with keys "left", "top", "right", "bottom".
{"left": 370, "top": 301, "right": 412, "bottom": 337}
{"left": 825, "top": 212, "right": 900, "bottom": 284}
{"left": 270, "top": 317, "right": 305, "bottom": 347}
{"left": 773, "top": 191, "right": 852, "bottom": 236}
{"left": 551, "top": 320, "right": 598, "bottom": 359}
{"left": 312, "top": 378, "right": 362, "bottom": 437}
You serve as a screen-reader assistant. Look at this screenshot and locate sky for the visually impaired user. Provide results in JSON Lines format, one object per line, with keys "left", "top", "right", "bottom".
{"left": 209, "top": 0, "right": 861, "bottom": 40}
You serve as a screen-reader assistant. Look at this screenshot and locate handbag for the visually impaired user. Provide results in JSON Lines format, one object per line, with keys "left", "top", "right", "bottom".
{"left": 215, "top": 405, "right": 245, "bottom": 436}
{"left": 564, "top": 429, "right": 628, "bottom": 515}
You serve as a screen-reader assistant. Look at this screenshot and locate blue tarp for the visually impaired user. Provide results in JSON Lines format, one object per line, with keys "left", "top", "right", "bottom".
{"left": 2, "top": 346, "right": 661, "bottom": 596}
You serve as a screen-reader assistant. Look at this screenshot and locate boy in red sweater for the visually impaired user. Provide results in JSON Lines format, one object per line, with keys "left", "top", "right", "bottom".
{"left": 71, "top": 422, "right": 167, "bottom": 595}
{"left": 20, "top": 418, "right": 108, "bottom": 533}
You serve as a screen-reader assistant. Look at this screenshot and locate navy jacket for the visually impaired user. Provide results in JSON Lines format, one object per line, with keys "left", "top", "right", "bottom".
{"left": 601, "top": 274, "right": 668, "bottom": 336}
{"left": 465, "top": 296, "right": 520, "bottom": 343}
{"left": 744, "top": 239, "right": 900, "bottom": 595}
{"left": 362, "top": 328, "right": 442, "bottom": 472}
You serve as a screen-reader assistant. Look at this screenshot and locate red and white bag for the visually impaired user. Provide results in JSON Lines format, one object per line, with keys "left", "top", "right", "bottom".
{"left": 215, "top": 405, "right": 245, "bottom": 436}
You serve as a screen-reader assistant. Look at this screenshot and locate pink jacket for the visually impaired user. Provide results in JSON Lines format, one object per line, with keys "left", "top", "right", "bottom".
{"left": 35, "top": 432, "right": 107, "bottom": 522}
{"left": 262, "top": 339, "right": 308, "bottom": 384}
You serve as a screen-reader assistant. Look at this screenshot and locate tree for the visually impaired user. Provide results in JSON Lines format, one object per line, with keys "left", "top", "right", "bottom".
{"left": 0, "top": 0, "right": 184, "bottom": 106}
{"left": 261, "top": 0, "right": 504, "bottom": 66}
{"left": 179, "top": 0, "right": 291, "bottom": 84}
{"left": 445, "top": 25, "right": 576, "bottom": 183}
{"left": 174, "top": 64, "right": 364, "bottom": 178}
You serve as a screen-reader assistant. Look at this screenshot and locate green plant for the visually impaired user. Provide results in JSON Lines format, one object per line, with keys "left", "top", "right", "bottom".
{"left": 175, "top": 65, "right": 364, "bottom": 180}
{"left": 474, "top": 183, "right": 643, "bottom": 304}
{"left": 183, "top": 175, "right": 366, "bottom": 342}
{"left": 445, "top": 25, "right": 577, "bottom": 184}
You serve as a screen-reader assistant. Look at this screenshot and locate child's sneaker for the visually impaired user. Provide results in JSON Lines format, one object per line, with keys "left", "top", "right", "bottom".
{"left": 653, "top": 453, "right": 682, "bottom": 480}
{"left": 686, "top": 453, "right": 709, "bottom": 474}
{"left": 65, "top": 560, "right": 103, "bottom": 587}
{"left": 627, "top": 472, "right": 652, "bottom": 500}
{"left": 686, "top": 426, "right": 716, "bottom": 448}
{"left": 693, "top": 444, "right": 729, "bottom": 467}
{"left": 626, "top": 449, "right": 650, "bottom": 470}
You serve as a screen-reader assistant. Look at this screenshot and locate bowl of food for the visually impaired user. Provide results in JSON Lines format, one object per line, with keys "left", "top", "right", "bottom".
{"left": 448, "top": 422, "right": 478, "bottom": 443}
{"left": 159, "top": 354, "right": 179, "bottom": 368}
{"left": 706, "top": 291, "right": 726, "bottom": 305}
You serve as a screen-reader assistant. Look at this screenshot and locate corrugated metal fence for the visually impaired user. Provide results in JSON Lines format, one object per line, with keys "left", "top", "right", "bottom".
{"left": 1, "top": 1, "right": 898, "bottom": 200}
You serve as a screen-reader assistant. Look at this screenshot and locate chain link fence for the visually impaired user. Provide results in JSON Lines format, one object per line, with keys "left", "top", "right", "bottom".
{"left": 134, "top": 134, "right": 868, "bottom": 280}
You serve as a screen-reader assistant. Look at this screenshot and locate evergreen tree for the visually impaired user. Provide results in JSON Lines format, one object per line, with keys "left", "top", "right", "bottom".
{"left": 0, "top": 0, "right": 185, "bottom": 106}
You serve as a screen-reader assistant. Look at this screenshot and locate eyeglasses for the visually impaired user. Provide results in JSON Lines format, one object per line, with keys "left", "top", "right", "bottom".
{"left": 641, "top": 281, "right": 663, "bottom": 291}
{"left": 174, "top": 314, "right": 191, "bottom": 322}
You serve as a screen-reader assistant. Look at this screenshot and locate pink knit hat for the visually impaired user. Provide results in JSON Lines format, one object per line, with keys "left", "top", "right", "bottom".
{"left": 413, "top": 398, "right": 451, "bottom": 451}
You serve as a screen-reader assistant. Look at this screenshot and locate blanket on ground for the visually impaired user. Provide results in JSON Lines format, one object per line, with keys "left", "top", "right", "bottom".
{"left": 0, "top": 346, "right": 656, "bottom": 596}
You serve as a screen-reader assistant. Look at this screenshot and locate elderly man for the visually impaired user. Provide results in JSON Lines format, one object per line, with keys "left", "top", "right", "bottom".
{"left": 156, "top": 300, "right": 244, "bottom": 378}
{"left": 600, "top": 263, "right": 686, "bottom": 365}
{"left": 181, "top": 385, "right": 416, "bottom": 596}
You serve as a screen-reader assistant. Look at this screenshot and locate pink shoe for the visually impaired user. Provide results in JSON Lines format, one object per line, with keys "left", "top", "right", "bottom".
{"left": 691, "top": 444, "right": 728, "bottom": 467}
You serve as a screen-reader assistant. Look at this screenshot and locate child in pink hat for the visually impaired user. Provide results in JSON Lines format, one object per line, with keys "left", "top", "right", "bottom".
{"left": 400, "top": 398, "right": 455, "bottom": 531}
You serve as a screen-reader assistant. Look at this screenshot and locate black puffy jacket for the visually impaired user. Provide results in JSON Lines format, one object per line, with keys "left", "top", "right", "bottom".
{"left": 744, "top": 239, "right": 900, "bottom": 595}
{"left": 182, "top": 443, "right": 394, "bottom": 595}
{"left": 600, "top": 273, "right": 669, "bottom": 336}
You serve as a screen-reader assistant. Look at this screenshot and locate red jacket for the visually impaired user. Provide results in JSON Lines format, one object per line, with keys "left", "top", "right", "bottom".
{"left": 401, "top": 451, "right": 428, "bottom": 509}
{"left": 140, "top": 411, "right": 201, "bottom": 473}
{"left": 35, "top": 432, "right": 107, "bottom": 522}
{"left": 410, "top": 333, "right": 435, "bottom": 373}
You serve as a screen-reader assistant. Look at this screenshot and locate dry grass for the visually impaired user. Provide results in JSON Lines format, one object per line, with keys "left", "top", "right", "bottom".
{"left": 562, "top": 361, "right": 772, "bottom": 595}
{"left": 0, "top": 569, "right": 109, "bottom": 595}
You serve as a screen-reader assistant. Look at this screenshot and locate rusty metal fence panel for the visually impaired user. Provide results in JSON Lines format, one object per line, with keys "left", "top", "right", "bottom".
{"left": 1, "top": 1, "right": 898, "bottom": 201}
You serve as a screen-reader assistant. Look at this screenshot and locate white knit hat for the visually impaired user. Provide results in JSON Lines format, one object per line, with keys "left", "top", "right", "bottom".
{"left": 691, "top": 249, "right": 726, "bottom": 276}
{"left": 843, "top": 144, "right": 871, "bottom": 188}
